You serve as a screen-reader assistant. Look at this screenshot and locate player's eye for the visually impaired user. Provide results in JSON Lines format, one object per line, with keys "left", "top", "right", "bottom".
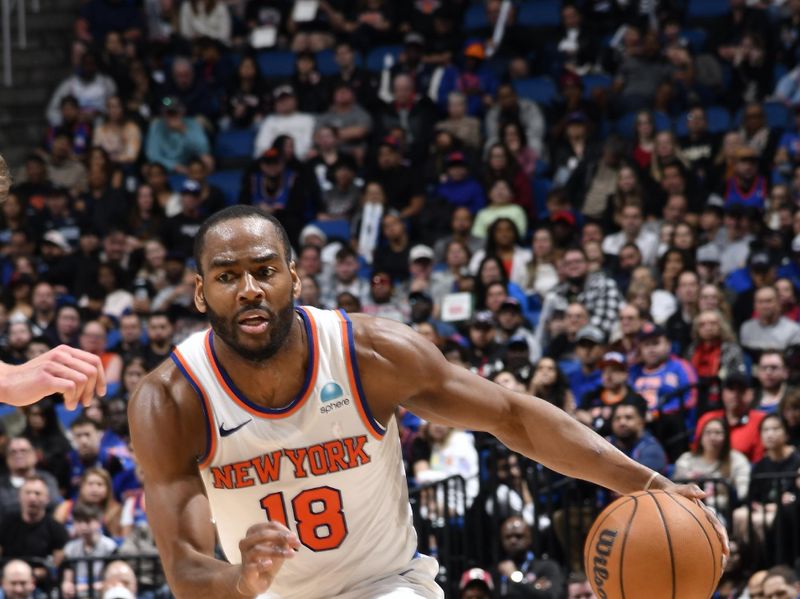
{"left": 217, "top": 272, "right": 235, "bottom": 283}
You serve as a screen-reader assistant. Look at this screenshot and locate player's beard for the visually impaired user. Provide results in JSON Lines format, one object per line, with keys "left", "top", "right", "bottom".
{"left": 205, "top": 291, "right": 296, "bottom": 364}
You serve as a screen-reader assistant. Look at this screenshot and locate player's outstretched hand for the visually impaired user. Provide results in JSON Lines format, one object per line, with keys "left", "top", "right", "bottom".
{"left": 236, "top": 522, "right": 301, "bottom": 597}
{"left": 668, "top": 482, "right": 730, "bottom": 568}
{"left": 0, "top": 345, "right": 106, "bottom": 410}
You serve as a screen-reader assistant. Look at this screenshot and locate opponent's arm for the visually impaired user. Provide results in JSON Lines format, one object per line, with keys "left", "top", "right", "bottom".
{"left": 357, "top": 317, "right": 682, "bottom": 496}
{"left": 0, "top": 346, "right": 106, "bottom": 409}
{"left": 128, "top": 366, "right": 299, "bottom": 599}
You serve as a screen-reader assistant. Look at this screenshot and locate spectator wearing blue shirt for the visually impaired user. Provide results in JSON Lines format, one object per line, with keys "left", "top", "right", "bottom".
{"left": 434, "top": 152, "right": 486, "bottom": 215}
{"left": 723, "top": 146, "right": 768, "bottom": 211}
{"left": 144, "top": 97, "right": 213, "bottom": 175}
{"left": 606, "top": 400, "right": 668, "bottom": 474}
{"left": 567, "top": 325, "right": 605, "bottom": 403}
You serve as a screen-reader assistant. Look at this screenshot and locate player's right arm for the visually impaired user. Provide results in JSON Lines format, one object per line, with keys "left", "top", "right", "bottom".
{"left": 128, "top": 363, "right": 299, "bottom": 599}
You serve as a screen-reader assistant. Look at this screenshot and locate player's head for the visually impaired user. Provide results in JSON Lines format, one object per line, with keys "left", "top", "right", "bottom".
{"left": 193, "top": 206, "right": 299, "bottom": 363}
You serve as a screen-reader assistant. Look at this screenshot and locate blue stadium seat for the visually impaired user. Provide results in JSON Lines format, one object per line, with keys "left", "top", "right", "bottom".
{"left": 257, "top": 50, "right": 296, "bottom": 79}
{"left": 674, "top": 105, "right": 731, "bottom": 137}
{"left": 208, "top": 169, "right": 243, "bottom": 205}
{"left": 533, "top": 177, "right": 552, "bottom": 220}
{"left": 518, "top": 0, "right": 561, "bottom": 28}
{"left": 763, "top": 101, "right": 791, "bottom": 129}
{"left": 581, "top": 73, "right": 612, "bottom": 99}
{"left": 168, "top": 173, "right": 186, "bottom": 192}
{"left": 214, "top": 128, "right": 256, "bottom": 161}
{"left": 56, "top": 404, "right": 81, "bottom": 429}
{"left": 733, "top": 102, "right": 791, "bottom": 130}
{"left": 463, "top": 4, "right": 488, "bottom": 30}
{"left": 310, "top": 219, "right": 350, "bottom": 241}
{"left": 686, "top": 0, "right": 729, "bottom": 20}
{"left": 614, "top": 111, "right": 671, "bottom": 138}
{"left": 512, "top": 77, "right": 558, "bottom": 106}
{"left": 365, "top": 45, "right": 402, "bottom": 72}
{"left": 315, "top": 48, "right": 363, "bottom": 76}
{"left": 682, "top": 29, "right": 707, "bottom": 53}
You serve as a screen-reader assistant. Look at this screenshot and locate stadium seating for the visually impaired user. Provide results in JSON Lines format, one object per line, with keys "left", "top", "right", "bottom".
{"left": 581, "top": 73, "right": 613, "bottom": 99}
{"left": 256, "top": 50, "right": 296, "bottom": 79}
{"left": 208, "top": 170, "right": 243, "bottom": 206}
{"left": 512, "top": 77, "right": 558, "bottom": 106}
{"left": 365, "top": 45, "right": 403, "bottom": 72}
{"left": 686, "top": 0, "right": 730, "bottom": 20}
{"left": 214, "top": 127, "right": 256, "bottom": 166}
{"left": 518, "top": 0, "right": 561, "bottom": 28}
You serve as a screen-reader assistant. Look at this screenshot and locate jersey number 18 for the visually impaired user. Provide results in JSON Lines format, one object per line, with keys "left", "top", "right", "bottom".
{"left": 260, "top": 486, "right": 348, "bottom": 551}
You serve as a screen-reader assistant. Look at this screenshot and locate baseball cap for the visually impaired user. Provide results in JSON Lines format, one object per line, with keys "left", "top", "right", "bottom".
{"left": 445, "top": 151, "right": 467, "bottom": 168}
{"left": 299, "top": 224, "right": 327, "bottom": 246}
{"left": 576, "top": 325, "right": 605, "bottom": 345}
{"left": 550, "top": 210, "right": 576, "bottom": 227}
{"left": 723, "top": 371, "right": 751, "bottom": 389}
{"left": 404, "top": 32, "right": 425, "bottom": 46}
{"left": 638, "top": 322, "right": 666, "bottom": 341}
{"left": 696, "top": 244, "right": 721, "bottom": 265}
{"left": 566, "top": 111, "right": 588, "bottom": 125}
{"left": 42, "top": 230, "right": 72, "bottom": 253}
{"left": 507, "top": 335, "right": 529, "bottom": 349}
{"left": 273, "top": 84, "right": 295, "bottom": 99}
{"left": 409, "top": 245, "right": 435, "bottom": 263}
{"left": 599, "top": 351, "right": 626, "bottom": 369}
{"left": 459, "top": 568, "right": 494, "bottom": 591}
{"left": 260, "top": 147, "right": 281, "bottom": 163}
{"left": 464, "top": 42, "right": 485, "bottom": 60}
{"left": 748, "top": 250, "right": 773, "bottom": 271}
{"left": 379, "top": 135, "right": 401, "bottom": 151}
{"left": 181, "top": 179, "right": 202, "bottom": 195}
{"left": 409, "top": 290, "right": 433, "bottom": 303}
{"left": 470, "top": 310, "right": 495, "bottom": 328}
{"left": 499, "top": 297, "right": 522, "bottom": 312}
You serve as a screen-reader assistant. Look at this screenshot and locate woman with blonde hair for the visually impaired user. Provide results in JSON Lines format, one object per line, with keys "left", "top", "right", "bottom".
{"left": 687, "top": 309, "right": 745, "bottom": 405}
{"left": 55, "top": 467, "right": 122, "bottom": 537}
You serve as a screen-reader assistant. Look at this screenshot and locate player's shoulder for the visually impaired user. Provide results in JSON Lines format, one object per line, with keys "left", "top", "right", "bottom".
{"left": 129, "top": 357, "right": 198, "bottom": 420}
{"left": 347, "top": 313, "right": 425, "bottom": 353}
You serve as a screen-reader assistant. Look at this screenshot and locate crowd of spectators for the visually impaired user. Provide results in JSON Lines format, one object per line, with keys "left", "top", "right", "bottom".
{"left": 4, "top": 0, "right": 800, "bottom": 596}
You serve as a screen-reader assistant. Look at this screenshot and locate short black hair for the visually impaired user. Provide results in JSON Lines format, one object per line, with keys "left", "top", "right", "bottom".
{"left": 72, "top": 501, "right": 103, "bottom": 523}
{"left": 70, "top": 415, "right": 101, "bottom": 431}
{"left": 193, "top": 206, "right": 292, "bottom": 275}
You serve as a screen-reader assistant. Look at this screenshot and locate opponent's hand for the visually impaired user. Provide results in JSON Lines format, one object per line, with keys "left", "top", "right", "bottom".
{"left": 236, "top": 522, "right": 301, "bottom": 597}
{"left": 0, "top": 345, "right": 106, "bottom": 409}
{"left": 667, "top": 482, "right": 730, "bottom": 569}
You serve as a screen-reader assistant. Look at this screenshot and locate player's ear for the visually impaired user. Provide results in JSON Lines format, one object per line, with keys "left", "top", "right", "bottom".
{"left": 289, "top": 260, "right": 300, "bottom": 298}
{"left": 194, "top": 273, "right": 207, "bottom": 313}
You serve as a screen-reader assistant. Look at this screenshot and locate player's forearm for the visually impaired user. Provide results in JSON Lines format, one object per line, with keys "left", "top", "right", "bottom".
{"left": 502, "top": 395, "right": 656, "bottom": 495}
{"left": 169, "top": 553, "right": 251, "bottom": 599}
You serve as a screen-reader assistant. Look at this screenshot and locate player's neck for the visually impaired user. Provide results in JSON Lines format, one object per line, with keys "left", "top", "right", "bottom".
{"left": 212, "top": 316, "right": 309, "bottom": 407}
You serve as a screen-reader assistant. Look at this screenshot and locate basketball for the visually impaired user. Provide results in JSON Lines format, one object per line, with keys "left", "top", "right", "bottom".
{"left": 583, "top": 490, "right": 723, "bottom": 599}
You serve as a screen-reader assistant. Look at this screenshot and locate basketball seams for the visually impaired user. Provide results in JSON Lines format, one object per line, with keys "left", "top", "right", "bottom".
{"left": 646, "top": 491, "right": 676, "bottom": 599}
{"left": 662, "top": 492, "right": 719, "bottom": 599}
{"left": 583, "top": 495, "right": 636, "bottom": 579}
{"left": 618, "top": 495, "right": 638, "bottom": 599}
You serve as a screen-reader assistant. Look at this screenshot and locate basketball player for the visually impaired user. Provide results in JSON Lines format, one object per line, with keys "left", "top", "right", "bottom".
{"left": 129, "top": 206, "right": 727, "bottom": 599}
{"left": 0, "top": 154, "right": 106, "bottom": 410}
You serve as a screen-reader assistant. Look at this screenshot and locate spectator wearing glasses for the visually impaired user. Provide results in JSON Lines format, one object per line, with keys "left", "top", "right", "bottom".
{"left": 754, "top": 351, "right": 791, "bottom": 414}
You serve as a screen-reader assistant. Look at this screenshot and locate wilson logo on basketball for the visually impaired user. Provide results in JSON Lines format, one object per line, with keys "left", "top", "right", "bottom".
{"left": 591, "top": 529, "right": 617, "bottom": 599}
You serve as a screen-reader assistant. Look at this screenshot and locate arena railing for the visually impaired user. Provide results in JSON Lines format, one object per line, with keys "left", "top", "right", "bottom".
{"left": 408, "top": 475, "right": 471, "bottom": 598}
{"left": 742, "top": 470, "right": 800, "bottom": 569}
{"left": 54, "top": 554, "right": 167, "bottom": 598}
{"left": 1, "top": 0, "right": 38, "bottom": 86}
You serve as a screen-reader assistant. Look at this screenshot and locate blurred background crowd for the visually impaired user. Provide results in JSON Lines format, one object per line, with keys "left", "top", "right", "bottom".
{"left": 2, "top": 0, "right": 800, "bottom": 596}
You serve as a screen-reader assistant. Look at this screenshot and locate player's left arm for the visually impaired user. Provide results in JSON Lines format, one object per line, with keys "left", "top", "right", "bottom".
{"left": 357, "top": 317, "right": 657, "bottom": 494}
{"left": 355, "top": 317, "right": 730, "bottom": 557}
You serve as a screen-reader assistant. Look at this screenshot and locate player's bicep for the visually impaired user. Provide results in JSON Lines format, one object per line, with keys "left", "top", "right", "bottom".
{"left": 128, "top": 377, "right": 217, "bottom": 567}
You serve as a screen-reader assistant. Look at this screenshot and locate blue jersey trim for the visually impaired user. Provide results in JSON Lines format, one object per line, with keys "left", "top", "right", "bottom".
{"left": 170, "top": 353, "right": 212, "bottom": 465}
{"left": 339, "top": 309, "right": 386, "bottom": 437}
{"left": 207, "top": 308, "right": 316, "bottom": 415}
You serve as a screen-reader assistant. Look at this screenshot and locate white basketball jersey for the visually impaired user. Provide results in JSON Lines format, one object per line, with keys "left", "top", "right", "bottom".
{"left": 170, "top": 307, "right": 420, "bottom": 599}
